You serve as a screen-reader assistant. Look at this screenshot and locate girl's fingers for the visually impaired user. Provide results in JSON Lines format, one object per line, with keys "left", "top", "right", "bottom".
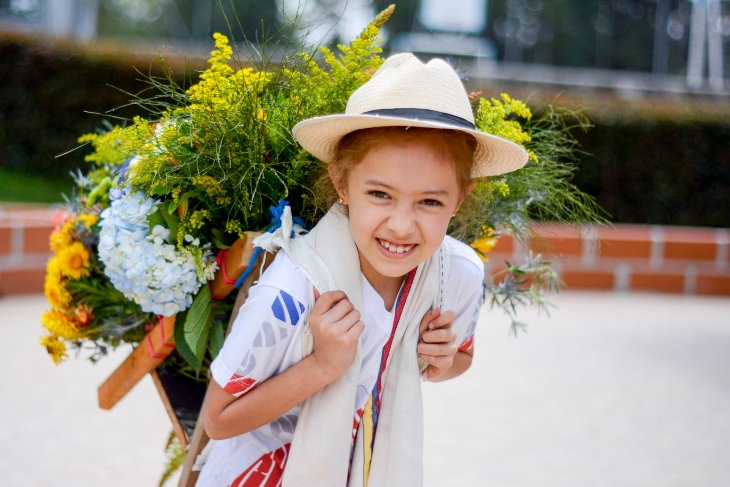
{"left": 344, "top": 319, "right": 365, "bottom": 340}
{"left": 418, "top": 353, "right": 452, "bottom": 369}
{"left": 419, "top": 308, "right": 440, "bottom": 334}
{"left": 312, "top": 290, "right": 347, "bottom": 315}
{"left": 329, "top": 308, "right": 361, "bottom": 334}
{"left": 315, "top": 295, "right": 354, "bottom": 325}
{"left": 417, "top": 341, "right": 457, "bottom": 357}
{"left": 421, "top": 328, "right": 456, "bottom": 344}
{"left": 429, "top": 309, "right": 456, "bottom": 330}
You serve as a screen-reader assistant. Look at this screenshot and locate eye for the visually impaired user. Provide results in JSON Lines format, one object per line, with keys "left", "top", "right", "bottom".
{"left": 421, "top": 199, "right": 443, "bottom": 207}
{"left": 368, "top": 191, "right": 390, "bottom": 200}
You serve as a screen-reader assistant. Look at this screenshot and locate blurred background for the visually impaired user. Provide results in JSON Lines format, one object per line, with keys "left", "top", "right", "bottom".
{"left": 1, "top": 2, "right": 729, "bottom": 486}
{"left": 1, "top": 0, "right": 729, "bottom": 226}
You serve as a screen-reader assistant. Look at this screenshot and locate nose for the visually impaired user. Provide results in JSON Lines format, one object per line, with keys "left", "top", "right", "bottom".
{"left": 387, "top": 204, "right": 416, "bottom": 238}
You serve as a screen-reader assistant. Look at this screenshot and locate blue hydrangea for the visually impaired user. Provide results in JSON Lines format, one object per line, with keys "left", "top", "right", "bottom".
{"left": 98, "top": 191, "right": 217, "bottom": 316}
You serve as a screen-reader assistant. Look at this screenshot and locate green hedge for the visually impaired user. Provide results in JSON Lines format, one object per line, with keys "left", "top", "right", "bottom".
{"left": 574, "top": 121, "right": 730, "bottom": 228}
{"left": 0, "top": 33, "right": 201, "bottom": 181}
{"left": 2, "top": 34, "right": 729, "bottom": 227}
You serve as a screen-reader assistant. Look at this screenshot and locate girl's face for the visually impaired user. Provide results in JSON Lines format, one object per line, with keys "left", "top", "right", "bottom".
{"left": 335, "top": 139, "right": 468, "bottom": 283}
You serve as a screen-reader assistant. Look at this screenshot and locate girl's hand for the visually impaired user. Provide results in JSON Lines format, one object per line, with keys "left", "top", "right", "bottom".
{"left": 417, "top": 308, "right": 458, "bottom": 381}
{"left": 310, "top": 289, "right": 365, "bottom": 383}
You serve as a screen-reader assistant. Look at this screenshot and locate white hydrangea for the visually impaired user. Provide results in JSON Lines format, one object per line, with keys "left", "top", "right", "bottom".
{"left": 98, "top": 191, "right": 218, "bottom": 317}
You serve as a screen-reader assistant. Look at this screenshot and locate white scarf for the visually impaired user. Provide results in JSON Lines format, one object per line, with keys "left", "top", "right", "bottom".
{"left": 254, "top": 204, "right": 451, "bottom": 487}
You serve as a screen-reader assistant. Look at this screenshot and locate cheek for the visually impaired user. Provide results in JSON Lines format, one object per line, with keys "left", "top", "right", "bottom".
{"left": 418, "top": 215, "right": 451, "bottom": 249}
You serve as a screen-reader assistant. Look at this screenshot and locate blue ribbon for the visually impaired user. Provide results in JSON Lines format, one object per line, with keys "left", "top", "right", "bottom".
{"left": 234, "top": 200, "right": 306, "bottom": 289}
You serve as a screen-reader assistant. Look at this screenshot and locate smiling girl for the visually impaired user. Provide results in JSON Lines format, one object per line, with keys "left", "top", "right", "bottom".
{"left": 197, "top": 53, "right": 528, "bottom": 487}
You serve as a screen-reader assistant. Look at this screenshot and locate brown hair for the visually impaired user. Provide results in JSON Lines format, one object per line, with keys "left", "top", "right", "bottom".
{"left": 314, "top": 126, "right": 477, "bottom": 209}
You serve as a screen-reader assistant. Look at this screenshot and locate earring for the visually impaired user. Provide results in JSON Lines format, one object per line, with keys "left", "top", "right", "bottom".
{"left": 452, "top": 211, "right": 457, "bottom": 217}
{"left": 339, "top": 198, "right": 344, "bottom": 204}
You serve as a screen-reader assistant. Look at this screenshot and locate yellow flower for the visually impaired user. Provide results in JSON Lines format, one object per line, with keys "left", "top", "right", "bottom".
{"left": 77, "top": 213, "right": 98, "bottom": 228}
{"left": 56, "top": 241, "right": 91, "bottom": 279}
{"left": 39, "top": 334, "right": 68, "bottom": 365}
{"left": 49, "top": 228, "right": 73, "bottom": 253}
{"left": 188, "top": 209, "right": 210, "bottom": 230}
{"left": 41, "top": 309, "right": 81, "bottom": 339}
{"left": 44, "top": 269, "right": 72, "bottom": 310}
{"left": 471, "top": 227, "right": 499, "bottom": 262}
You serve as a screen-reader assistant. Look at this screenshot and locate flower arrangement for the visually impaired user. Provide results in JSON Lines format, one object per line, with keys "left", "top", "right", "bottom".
{"left": 41, "top": 5, "right": 604, "bottom": 372}
{"left": 98, "top": 190, "right": 217, "bottom": 316}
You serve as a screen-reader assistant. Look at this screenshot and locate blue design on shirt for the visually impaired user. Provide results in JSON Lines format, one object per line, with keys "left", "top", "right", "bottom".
{"left": 271, "top": 294, "right": 286, "bottom": 322}
{"left": 280, "top": 290, "right": 301, "bottom": 326}
{"left": 270, "top": 290, "right": 305, "bottom": 326}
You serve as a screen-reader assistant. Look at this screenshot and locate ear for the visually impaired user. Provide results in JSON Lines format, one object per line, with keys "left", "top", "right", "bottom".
{"left": 328, "top": 163, "right": 348, "bottom": 202}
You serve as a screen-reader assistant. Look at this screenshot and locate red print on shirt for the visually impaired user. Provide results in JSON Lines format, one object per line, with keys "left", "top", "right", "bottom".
{"left": 228, "top": 443, "right": 291, "bottom": 487}
{"left": 224, "top": 374, "right": 260, "bottom": 397}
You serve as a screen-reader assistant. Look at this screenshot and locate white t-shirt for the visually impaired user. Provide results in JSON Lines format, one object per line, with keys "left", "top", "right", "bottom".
{"left": 196, "top": 236, "right": 484, "bottom": 487}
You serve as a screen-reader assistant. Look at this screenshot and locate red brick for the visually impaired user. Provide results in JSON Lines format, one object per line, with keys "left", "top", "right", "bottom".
{"left": 631, "top": 273, "right": 685, "bottom": 293}
{"left": 532, "top": 235, "right": 583, "bottom": 257}
{"left": 23, "top": 225, "right": 53, "bottom": 253}
{"left": 0, "top": 268, "right": 46, "bottom": 295}
{"left": 664, "top": 241, "right": 717, "bottom": 261}
{"left": 696, "top": 275, "right": 730, "bottom": 296}
{"left": 599, "top": 239, "right": 652, "bottom": 259}
{"left": 561, "top": 271, "right": 614, "bottom": 290}
{"left": 490, "top": 235, "right": 513, "bottom": 254}
{"left": 0, "top": 227, "right": 11, "bottom": 255}
{"left": 531, "top": 224, "right": 583, "bottom": 256}
{"left": 662, "top": 228, "right": 718, "bottom": 261}
{"left": 597, "top": 225, "right": 653, "bottom": 258}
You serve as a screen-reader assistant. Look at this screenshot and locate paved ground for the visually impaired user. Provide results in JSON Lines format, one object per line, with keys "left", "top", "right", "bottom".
{"left": 1, "top": 292, "right": 729, "bottom": 486}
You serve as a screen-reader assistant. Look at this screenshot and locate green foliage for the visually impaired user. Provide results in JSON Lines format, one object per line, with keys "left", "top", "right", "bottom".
{"left": 74, "top": 8, "right": 393, "bottom": 258}
{"left": 183, "top": 284, "right": 213, "bottom": 373}
{"left": 159, "top": 431, "right": 186, "bottom": 487}
{"left": 452, "top": 99, "right": 608, "bottom": 243}
{"left": 485, "top": 253, "right": 561, "bottom": 336}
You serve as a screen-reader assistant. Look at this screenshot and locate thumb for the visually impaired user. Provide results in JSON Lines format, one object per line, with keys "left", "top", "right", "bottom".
{"left": 313, "top": 288, "right": 321, "bottom": 301}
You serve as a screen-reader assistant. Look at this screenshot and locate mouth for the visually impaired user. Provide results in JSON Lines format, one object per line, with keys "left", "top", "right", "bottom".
{"left": 377, "top": 238, "right": 418, "bottom": 259}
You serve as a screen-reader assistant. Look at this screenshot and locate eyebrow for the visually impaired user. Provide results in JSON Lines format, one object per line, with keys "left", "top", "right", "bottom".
{"left": 364, "top": 179, "right": 450, "bottom": 196}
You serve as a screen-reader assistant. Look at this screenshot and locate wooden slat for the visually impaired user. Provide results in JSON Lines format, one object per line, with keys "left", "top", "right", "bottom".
{"left": 178, "top": 254, "right": 272, "bottom": 487}
{"left": 97, "top": 315, "right": 176, "bottom": 410}
{"left": 150, "top": 370, "right": 190, "bottom": 448}
{"left": 210, "top": 232, "right": 262, "bottom": 301}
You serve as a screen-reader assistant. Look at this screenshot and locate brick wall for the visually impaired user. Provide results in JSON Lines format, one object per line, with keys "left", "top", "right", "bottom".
{"left": 0, "top": 206, "right": 56, "bottom": 295}
{"left": 484, "top": 224, "right": 730, "bottom": 296}
{"left": 0, "top": 207, "right": 728, "bottom": 296}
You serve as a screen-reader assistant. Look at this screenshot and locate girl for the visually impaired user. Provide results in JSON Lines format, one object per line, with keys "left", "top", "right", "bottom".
{"left": 197, "top": 53, "right": 527, "bottom": 487}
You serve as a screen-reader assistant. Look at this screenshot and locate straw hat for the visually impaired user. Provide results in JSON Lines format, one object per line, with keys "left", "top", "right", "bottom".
{"left": 292, "top": 53, "right": 529, "bottom": 177}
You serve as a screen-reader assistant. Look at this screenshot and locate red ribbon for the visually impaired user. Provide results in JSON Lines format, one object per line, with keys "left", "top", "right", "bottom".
{"left": 216, "top": 249, "right": 237, "bottom": 285}
{"left": 146, "top": 316, "right": 176, "bottom": 359}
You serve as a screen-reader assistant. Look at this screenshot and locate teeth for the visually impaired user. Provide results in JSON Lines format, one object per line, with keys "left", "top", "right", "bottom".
{"left": 379, "top": 239, "right": 413, "bottom": 253}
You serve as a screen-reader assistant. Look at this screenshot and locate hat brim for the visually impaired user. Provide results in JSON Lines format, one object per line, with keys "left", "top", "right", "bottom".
{"left": 292, "top": 114, "right": 529, "bottom": 177}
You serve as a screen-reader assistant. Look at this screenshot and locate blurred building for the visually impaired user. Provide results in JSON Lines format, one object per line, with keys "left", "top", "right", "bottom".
{"left": 1, "top": 0, "right": 728, "bottom": 94}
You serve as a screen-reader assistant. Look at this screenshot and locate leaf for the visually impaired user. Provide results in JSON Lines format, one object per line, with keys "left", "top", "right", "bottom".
{"left": 211, "top": 236, "right": 230, "bottom": 249}
{"left": 167, "top": 190, "right": 200, "bottom": 215}
{"left": 211, "top": 228, "right": 230, "bottom": 249}
{"left": 209, "top": 320, "right": 225, "bottom": 359}
{"left": 159, "top": 206, "right": 179, "bottom": 246}
{"left": 183, "top": 284, "right": 213, "bottom": 372}
{"left": 173, "top": 310, "right": 199, "bottom": 372}
{"left": 150, "top": 184, "right": 171, "bottom": 196}
{"left": 147, "top": 209, "right": 166, "bottom": 236}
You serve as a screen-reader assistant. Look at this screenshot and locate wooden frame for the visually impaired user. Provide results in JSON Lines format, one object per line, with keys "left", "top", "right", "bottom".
{"left": 177, "top": 250, "right": 273, "bottom": 486}
{"left": 95, "top": 232, "right": 275, "bottom": 486}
